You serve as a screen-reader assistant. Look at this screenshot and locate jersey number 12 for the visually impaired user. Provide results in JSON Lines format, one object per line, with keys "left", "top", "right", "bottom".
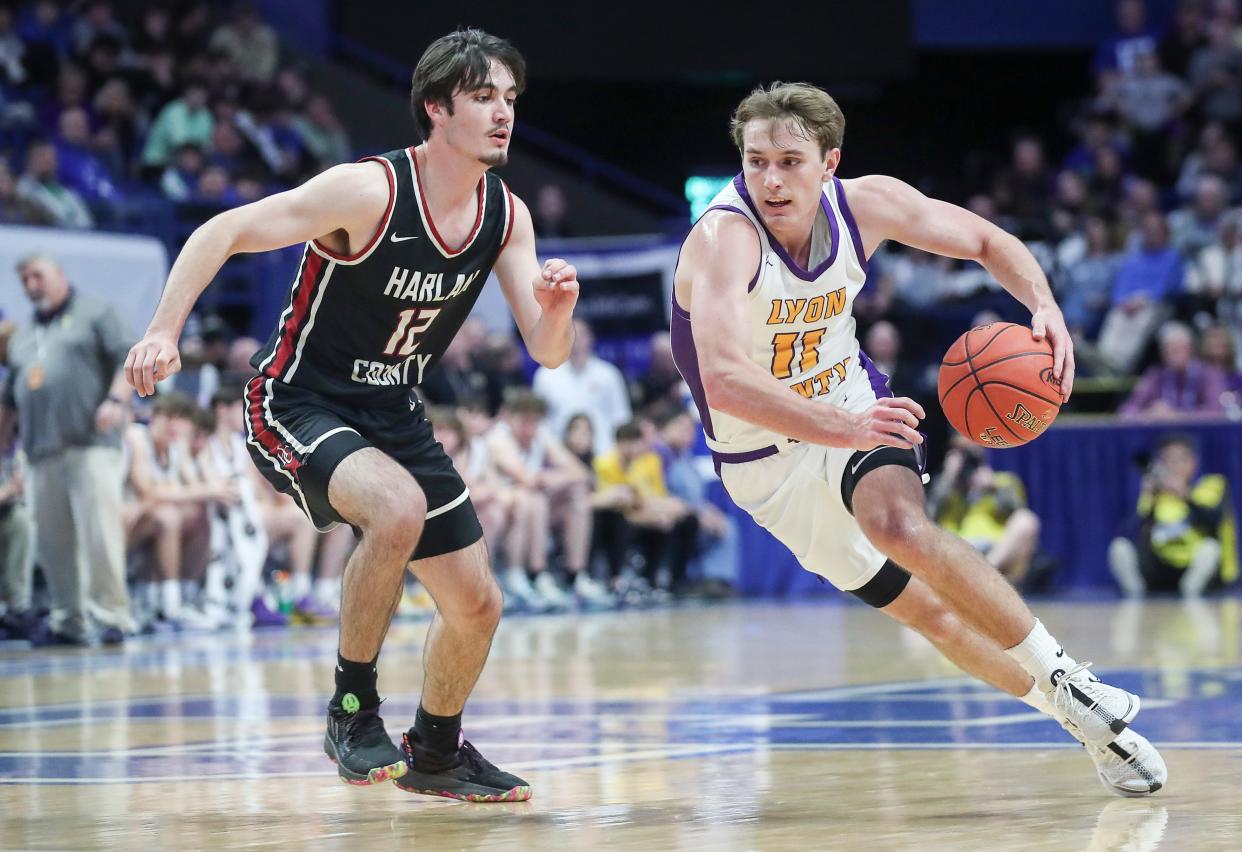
{"left": 383, "top": 308, "right": 441, "bottom": 356}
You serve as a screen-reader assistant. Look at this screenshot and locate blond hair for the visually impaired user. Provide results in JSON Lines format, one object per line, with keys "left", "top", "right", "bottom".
{"left": 730, "top": 82, "right": 845, "bottom": 156}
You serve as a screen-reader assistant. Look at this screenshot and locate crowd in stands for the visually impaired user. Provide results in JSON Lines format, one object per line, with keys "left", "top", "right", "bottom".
{"left": 0, "top": 1, "right": 351, "bottom": 231}
{"left": 861, "top": 0, "right": 1242, "bottom": 420}
{"left": 3, "top": 0, "right": 1242, "bottom": 647}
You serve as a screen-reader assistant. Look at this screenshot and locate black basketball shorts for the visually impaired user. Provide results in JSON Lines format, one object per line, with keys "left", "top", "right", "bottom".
{"left": 243, "top": 375, "right": 482, "bottom": 561}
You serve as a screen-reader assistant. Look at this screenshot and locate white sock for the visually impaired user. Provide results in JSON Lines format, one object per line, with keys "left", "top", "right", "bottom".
{"left": 180, "top": 580, "right": 197, "bottom": 606}
{"left": 1018, "top": 680, "right": 1054, "bottom": 716}
{"left": 290, "top": 571, "right": 311, "bottom": 601}
{"left": 313, "top": 577, "right": 340, "bottom": 605}
{"left": 161, "top": 579, "right": 182, "bottom": 617}
{"left": 1004, "top": 619, "right": 1079, "bottom": 693}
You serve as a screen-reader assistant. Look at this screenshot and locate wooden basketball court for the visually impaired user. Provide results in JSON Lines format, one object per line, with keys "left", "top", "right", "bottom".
{"left": 2, "top": 598, "right": 1239, "bottom": 850}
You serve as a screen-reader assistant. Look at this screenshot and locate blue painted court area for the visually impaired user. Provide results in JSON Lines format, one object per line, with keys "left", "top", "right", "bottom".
{"left": 2, "top": 665, "right": 1239, "bottom": 784}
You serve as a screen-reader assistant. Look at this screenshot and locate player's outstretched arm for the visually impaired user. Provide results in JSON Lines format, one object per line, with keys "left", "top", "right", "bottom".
{"left": 844, "top": 175, "right": 1074, "bottom": 400}
{"left": 125, "top": 161, "right": 391, "bottom": 396}
{"left": 686, "top": 211, "right": 923, "bottom": 451}
{"left": 494, "top": 195, "right": 576, "bottom": 368}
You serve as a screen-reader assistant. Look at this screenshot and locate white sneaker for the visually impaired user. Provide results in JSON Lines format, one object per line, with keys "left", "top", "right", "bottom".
{"left": 503, "top": 567, "right": 548, "bottom": 612}
{"left": 1061, "top": 720, "right": 1167, "bottom": 797}
{"left": 533, "top": 572, "right": 574, "bottom": 610}
{"left": 176, "top": 604, "right": 226, "bottom": 631}
{"left": 1051, "top": 662, "right": 1140, "bottom": 748}
{"left": 573, "top": 573, "right": 615, "bottom": 608}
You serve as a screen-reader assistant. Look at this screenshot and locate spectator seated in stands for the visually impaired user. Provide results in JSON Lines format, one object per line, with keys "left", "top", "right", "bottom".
{"left": 159, "top": 313, "right": 224, "bottom": 407}
{"left": 140, "top": 77, "right": 213, "bottom": 173}
{"left": 430, "top": 408, "right": 518, "bottom": 561}
{"left": 652, "top": 405, "right": 738, "bottom": 598}
{"left": 533, "top": 319, "right": 631, "bottom": 456}
{"left": 160, "top": 142, "right": 206, "bottom": 201}
{"left": 564, "top": 413, "right": 647, "bottom": 598}
{"left": 594, "top": 420, "right": 698, "bottom": 599}
{"left": 0, "top": 318, "right": 31, "bottom": 637}
{"left": 990, "top": 134, "right": 1053, "bottom": 239}
{"left": 419, "top": 319, "right": 488, "bottom": 406}
{"left": 1120, "top": 320, "right": 1228, "bottom": 419}
{"left": 1187, "top": 16, "right": 1242, "bottom": 128}
{"left": 293, "top": 94, "right": 352, "bottom": 170}
{"left": 198, "top": 391, "right": 280, "bottom": 628}
{"left": 928, "top": 436, "right": 1042, "bottom": 587}
{"left": 1170, "top": 174, "right": 1231, "bottom": 259}
{"left": 0, "top": 160, "right": 31, "bottom": 224}
{"left": 1108, "top": 47, "right": 1191, "bottom": 184}
{"left": 532, "top": 183, "right": 573, "bottom": 238}
{"left": 209, "top": 2, "right": 279, "bottom": 85}
{"left": 1057, "top": 215, "right": 1119, "bottom": 342}
{"left": 1109, "top": 432, "right": 1238, "bottom": 596}
{"left": 487, "top": 389, "right": 611, "bottom": 609}
{"left": 53, "top": 105, "right": 119, "bottom": 203}
{"left": 0, "top": 438, "right": 31, "bottom": 639}
{"left": 1185, "top": 208, "right": 1242, "bottom": 319}
{"left": 1093, "top": 0, "right": 1160, "bottom": 80}
{"left": 1200, "top": 322, "right": 1242, "bottom": 398}
{"left": 16, "top": 138, "right": 92, "bottom": 228}
{"left": 205, "top": 390, "right": 346, "bottom": 627}
{"left": 122, "top": 392, "right": 233, "bottom": 630}
{"left": 635, "top": 331, "right": 688, "bottom": 411}
{"left": 1094, "top": 210, "right": 1186, "bottom": 375}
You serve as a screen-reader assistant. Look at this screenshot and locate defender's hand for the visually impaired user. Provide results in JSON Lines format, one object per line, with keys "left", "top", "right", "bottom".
{"left": 1031, "top": 305, "right": 1075, "bottom": 402}
{"left": 533, "top": 258, "right": 579, "bottom": 316}
{"left": 125, "top": 333, "right": 182, "bottom": 397}
{"left": 851, "top": 397, "right": 925, "bottom": 451}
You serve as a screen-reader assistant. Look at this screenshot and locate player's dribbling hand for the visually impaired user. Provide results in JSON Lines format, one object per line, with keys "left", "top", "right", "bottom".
{"left": 533, "top": 258, "right": 579, "bottom": 315}
{"left": 851, "top": 397, "right": 925, "bottom": 451}
{"left": 1030, "top": 305, "right": 1075, "bottom": 402}
{"left": 125, "top": 333, "right": 182, "bottom": 397}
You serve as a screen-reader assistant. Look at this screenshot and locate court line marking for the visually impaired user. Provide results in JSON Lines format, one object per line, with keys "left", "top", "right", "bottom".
{"left": 4, "top": 741, "right": 1240, "bottom": 785}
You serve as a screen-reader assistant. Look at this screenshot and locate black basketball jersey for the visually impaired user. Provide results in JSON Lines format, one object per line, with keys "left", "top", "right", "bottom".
{"left": 251, "top": 146, "right": 514, "bottom": 406}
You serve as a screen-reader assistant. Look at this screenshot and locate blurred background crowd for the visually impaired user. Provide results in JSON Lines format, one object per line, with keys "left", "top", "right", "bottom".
{"left": 0, "top": 0, "right": 1239, "bottom": 647}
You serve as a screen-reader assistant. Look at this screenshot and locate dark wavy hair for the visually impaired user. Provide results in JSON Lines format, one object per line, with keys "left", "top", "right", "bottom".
{"left": 410, "top": 28, "right": 526, "bottom": 141}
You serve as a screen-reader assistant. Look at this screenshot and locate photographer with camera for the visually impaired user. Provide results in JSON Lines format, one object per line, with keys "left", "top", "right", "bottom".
{"left": 1109, "top": 433, "right": 1235, "bottom": 597}
{"left": 928, "top": 435, "right": 1042, "bottom": 587}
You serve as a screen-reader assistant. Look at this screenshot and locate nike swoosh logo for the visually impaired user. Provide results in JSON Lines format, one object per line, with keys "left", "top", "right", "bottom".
{"left": 390, "top": 233, "right": 418, "bottom": 242}
{"left": 850, "top": 447, "right": 885, "bottom": 476}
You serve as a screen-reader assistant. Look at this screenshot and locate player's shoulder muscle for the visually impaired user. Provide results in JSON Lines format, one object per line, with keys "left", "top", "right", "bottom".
{"left": 293, "top": 160, "right": 391, "bottom": 218}
{"left": 682, "top": 208, "right": 761, "bottom": 290}
{"left": 838, "top": 174, "right": 920, "bottom": 224}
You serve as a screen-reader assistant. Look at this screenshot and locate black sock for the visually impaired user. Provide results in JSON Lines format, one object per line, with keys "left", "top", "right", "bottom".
{"left": 332, "top": 652, "right": 379, "bottom": 711}
{"left": 414, "top": 705, "right": 462, "bottom": 755}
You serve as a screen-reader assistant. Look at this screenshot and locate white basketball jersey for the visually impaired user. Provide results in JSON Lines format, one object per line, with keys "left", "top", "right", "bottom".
{"left": 673, "top": 175, "right": 883, "bottom": 455}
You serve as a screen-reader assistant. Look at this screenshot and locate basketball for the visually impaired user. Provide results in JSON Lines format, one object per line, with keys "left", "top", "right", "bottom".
{"left": 937, "top": 322, "right": 1062, "bottom": 448}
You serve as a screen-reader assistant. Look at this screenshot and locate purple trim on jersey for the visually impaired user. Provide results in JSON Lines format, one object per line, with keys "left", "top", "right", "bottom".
{"left": 858, "top": 350, "right": 893, "bottom": 399}
{"left": 670, "top": 294, "right": 716, "bottom": 441}
{"left": 703, "top": 204, "right": 762, "bottom": 291}
{"left": 833, "top": 177, "right": 869, "bottom": 276}
{"left": 713, "top": 445, "right": 779, "bottom": 464}
{"left": 732, "top": 173, "right": 839, "bottom": 282}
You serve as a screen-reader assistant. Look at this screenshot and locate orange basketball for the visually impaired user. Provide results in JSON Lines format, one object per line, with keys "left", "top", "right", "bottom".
{"left": 937, "top": 322, "right": 1062, "bottom": 448}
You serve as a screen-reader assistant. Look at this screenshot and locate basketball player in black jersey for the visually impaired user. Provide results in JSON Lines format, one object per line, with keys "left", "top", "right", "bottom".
{"left": 126, "top": 30, "right": 572, "bottom": 802}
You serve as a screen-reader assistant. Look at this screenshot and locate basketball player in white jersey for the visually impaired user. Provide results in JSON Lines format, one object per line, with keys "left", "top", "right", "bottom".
{"left": 673, "top": 83, "right": 1166, "bottom": 796}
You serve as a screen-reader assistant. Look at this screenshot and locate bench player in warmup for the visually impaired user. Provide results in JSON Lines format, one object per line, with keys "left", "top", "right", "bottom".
{"left": 126, "top": 29, "right": 575, "bottom": 802}
{"left": 672, "top": 82, "right": 1166, "bottom": 796}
